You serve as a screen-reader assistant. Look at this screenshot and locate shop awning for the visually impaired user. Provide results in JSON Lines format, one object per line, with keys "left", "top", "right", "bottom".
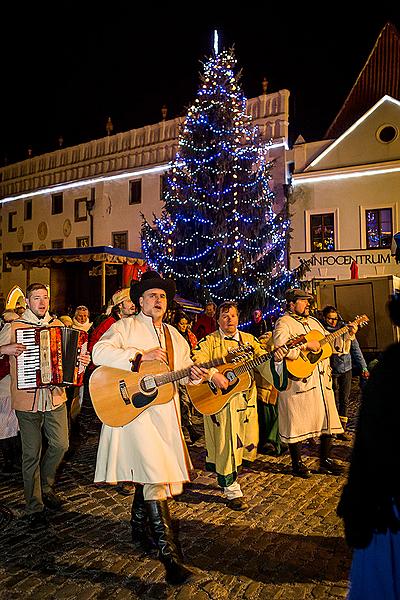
{"left": 5, "top": 246, "right": 146, "bottom": 268}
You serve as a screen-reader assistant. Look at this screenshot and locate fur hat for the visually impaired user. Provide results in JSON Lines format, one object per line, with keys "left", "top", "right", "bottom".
{"left": 130, "top": 271, "right": 176, "bottom": 307}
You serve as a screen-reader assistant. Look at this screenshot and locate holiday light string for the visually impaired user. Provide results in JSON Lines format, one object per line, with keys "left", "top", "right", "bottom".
{"left": 141, "top": 46, "right": 298, "bottom": 316}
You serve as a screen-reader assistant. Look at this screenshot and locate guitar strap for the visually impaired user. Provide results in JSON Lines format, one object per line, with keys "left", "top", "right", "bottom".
{"left": 163, "top": 325, "right": 175, "bottom": 371}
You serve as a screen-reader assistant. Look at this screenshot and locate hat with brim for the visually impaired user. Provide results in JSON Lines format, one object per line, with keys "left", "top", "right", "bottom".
{"left": 285, "top": 288, "right": 314, "bottom": 303}
{"left": 112, "top": 288, "right": 131, "bottom": 306}
{"left": 130, "top": 271, "right": 176, "bottom": 307}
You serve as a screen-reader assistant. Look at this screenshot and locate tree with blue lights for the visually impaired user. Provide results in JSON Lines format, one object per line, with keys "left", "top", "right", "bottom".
{"left": 142, "top": 46, "right": 298, "bottom": 321}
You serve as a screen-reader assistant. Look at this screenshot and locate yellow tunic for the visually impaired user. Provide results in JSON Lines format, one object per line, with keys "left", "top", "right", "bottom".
{"left": 192, "top": 330, "right": 285, "bottom": 487}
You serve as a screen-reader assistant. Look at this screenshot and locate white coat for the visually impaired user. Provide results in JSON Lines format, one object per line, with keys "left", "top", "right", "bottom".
{"left": 92, "top": 311, "right": 192, "bottom": 495}
{"left": 273, "top": 313, "right": 346, "bottom": 443}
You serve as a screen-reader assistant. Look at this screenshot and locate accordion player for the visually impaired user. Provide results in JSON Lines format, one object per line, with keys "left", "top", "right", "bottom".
{"left": 11, "top": 323, "right": 88, "bottom": 390}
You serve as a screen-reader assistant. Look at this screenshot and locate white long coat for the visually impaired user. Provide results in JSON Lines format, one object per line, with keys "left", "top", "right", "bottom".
{"left": 273, "top": 313, "right": 346, "bottom": 443}
{"left": 92, "top": 312, "right": 192, "bottom": 494}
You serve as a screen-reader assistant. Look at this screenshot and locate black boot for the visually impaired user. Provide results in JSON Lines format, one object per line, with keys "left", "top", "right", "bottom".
{"left": 130, "top": 485, "right": 154, "bottom": 552}
{"left": 319, "top": 435, "right": 344, "bottom": 475}
{"left": 336, "top": 416, "right": 351, "bottom": 441}
{"left": 289, "top": 442, "right": 311, "bottom": 478}
{"left": 145, "top": 499, "right": 194, "bottom": 585}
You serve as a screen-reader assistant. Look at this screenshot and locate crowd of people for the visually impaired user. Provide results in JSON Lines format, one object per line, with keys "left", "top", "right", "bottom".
{"left": 0, "top": 273, "right": 398, "bottom": 592}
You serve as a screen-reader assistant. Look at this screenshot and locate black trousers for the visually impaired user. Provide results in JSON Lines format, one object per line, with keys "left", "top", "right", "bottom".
{"left": 332, "top": 370, "right": 352, "bottom": 417}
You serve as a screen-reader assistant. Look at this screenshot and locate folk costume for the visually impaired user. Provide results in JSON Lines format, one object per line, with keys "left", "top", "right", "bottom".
{"left": 273, "top": 288, "right": 353, "bottom": 477}
{"left": 92, "top": 311, "right": 192, "bottom": 494}
{"left": 0, "top": 308, "right": 69, "bottom": 516}
{"left": 273, "top": 312, "right": 345, "bottom": 444}
{"left": 192, "top": 329, "right": 285, "bottom": 498}
{"left": 92, "top": 271, "right": 195, "bottom": 585}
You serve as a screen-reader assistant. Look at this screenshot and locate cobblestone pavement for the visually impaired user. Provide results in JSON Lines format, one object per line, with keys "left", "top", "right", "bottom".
{"left": 0, "top": 382, "right": 363, "bottom": 600}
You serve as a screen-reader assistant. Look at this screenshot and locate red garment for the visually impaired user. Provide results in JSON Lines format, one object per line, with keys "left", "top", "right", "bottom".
{"left": 0, "top": 355, "right": 10, "bottom": 381}
{"left": 186, "top": 329, "right": 198, "bottom": 350}
{"left": 88, "top": 316, "right": 117, "bottom": 354}
{"left": 350, "top": 260, "right": 359, "bottom": 279}
{"left": 192, "top": 315, "right": 217, "bottom": 341}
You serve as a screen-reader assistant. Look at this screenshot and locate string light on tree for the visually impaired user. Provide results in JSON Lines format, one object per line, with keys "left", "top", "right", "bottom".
{"left": 141, "top": 45, "right": 305, "bottom": 319}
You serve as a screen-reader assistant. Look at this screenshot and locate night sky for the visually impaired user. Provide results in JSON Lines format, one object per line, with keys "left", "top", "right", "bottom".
{"left": 1, "top": 5, "right": 399, "bottom": 165}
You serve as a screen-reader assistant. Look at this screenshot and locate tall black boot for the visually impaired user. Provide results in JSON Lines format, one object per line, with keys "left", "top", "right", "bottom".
{"left": 145, "top": 499, "right": 194, "bottom": 585}
{"left": 319, "top": 434, "right": 344, "bottom": 475}
{"left": 130, "top": 485, "right": 154, "bottom": 552}
{"left": 289, "top": 442, "right": 311, "bottom": 478}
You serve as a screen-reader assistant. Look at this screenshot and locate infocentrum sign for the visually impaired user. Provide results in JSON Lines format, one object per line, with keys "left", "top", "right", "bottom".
{"left": 290, "top": 249, "right": 398, "bottom": 270}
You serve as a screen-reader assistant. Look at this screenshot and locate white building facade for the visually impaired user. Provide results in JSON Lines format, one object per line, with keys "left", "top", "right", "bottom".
{"left": 0, "top": 90, "right": 290, "bottom": 309}
{"left": 288, "top": 96, "right": 400, "bottom": 288}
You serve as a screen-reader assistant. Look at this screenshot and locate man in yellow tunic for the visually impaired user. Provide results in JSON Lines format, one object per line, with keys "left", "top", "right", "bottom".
{"left": 191, "top": 301, "right": 287, "bottom": 510}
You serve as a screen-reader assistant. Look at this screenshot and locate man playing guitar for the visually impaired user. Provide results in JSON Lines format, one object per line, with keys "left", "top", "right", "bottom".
{"left": 273, "top": 288, "right": 357, "bottom": 478}
{"left": 191, "top": 301, "right": 288, "bottom": 510}
{"left": 92, "top": 271, "right": 216, "bottom": 586}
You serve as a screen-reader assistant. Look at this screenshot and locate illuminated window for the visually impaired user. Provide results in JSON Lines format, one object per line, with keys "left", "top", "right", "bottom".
{"left": 76, "top": 236, "right": 89, "bottom": 248}
{"left": 310, "top": 213, "right": 335, "bottom": 252}
{"left": 366, "top": 208, "right": 392, "bottom": 249}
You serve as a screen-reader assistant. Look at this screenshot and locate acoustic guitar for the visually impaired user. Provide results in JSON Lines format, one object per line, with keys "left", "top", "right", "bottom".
{"left": 186, "top": 335, "right": 306, "bottom": 416}
{"left": 285, "top": 315, "right": 369, "bottom": 380}
{"left": 89, "top": 345, "right": 252, "bottom": 427}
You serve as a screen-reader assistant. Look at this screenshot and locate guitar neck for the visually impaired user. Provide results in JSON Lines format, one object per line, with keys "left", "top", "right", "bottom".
{"left": 154, "top": 356, "right": 227, "bottom": 386}
{"left": 232, "top": 350, "right": 274, "bottom": 376}
{"left": 229, "top": 337, "right": 305, "bottom": 376}
{"left": 321, "top": 325, "right": 351, "bottom": 347}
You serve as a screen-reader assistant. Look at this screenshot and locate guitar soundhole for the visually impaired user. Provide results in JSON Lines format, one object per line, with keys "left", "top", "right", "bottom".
{"left": 222, "top": 370, "right": 237, "bottom": 395}
{"left": 225, "top": 370, "right": 236, "bottom": 383}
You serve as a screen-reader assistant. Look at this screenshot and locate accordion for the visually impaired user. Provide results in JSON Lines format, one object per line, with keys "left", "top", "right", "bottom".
{"left": 13, "top": 325, "right": 88, "bottom": 390}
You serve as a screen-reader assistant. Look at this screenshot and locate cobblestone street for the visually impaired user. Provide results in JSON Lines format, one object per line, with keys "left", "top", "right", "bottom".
{"left": 0, "top": 382, "right": 363, "bottom": 600}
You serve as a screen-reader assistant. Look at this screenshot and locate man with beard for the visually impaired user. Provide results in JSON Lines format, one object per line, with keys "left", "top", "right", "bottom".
{"left": 273, "top": 288, "right": 357, "bottom": 478}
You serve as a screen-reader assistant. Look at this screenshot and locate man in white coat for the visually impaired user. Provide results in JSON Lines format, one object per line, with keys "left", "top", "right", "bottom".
{"left": 273, "top": 288, "right": 357, "bottom": 478}
{"left": 92, "top": 271, "right": 209, "bottom": 585}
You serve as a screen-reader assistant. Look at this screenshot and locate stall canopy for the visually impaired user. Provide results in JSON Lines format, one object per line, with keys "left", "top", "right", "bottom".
{"left": 5, "top": 245, "right": 146, "bottom": 268}
{"left": 5, "top": 246, "right": 147, "bottom": 314}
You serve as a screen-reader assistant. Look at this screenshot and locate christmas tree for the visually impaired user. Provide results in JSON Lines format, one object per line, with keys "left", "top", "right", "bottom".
{"left": 142, "top": 45, "right": 302, "bottom": 322}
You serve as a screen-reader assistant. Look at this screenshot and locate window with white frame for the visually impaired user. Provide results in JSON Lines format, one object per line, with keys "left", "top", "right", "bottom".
{"left": 366, "top": 208, "right": 393, "bottom": 249}
{"left": 310, "top": 213, "right": 335, "bottom": 252}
